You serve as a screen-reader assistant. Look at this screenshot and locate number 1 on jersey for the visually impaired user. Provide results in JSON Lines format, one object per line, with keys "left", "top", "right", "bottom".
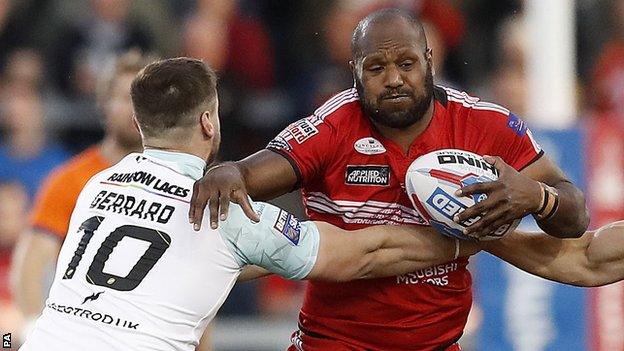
{"left": 63, "top": 216, "right": 104, "bottom": 279}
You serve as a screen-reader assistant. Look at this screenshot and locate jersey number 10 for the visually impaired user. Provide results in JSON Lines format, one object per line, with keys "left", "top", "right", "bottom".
{"left": 62, "top": 216, "right": 172, "bottom": 291}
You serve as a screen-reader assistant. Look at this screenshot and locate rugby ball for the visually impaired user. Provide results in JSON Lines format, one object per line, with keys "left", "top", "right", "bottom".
{"left": 405, "top": 149, "right": 519, "bottom": 241}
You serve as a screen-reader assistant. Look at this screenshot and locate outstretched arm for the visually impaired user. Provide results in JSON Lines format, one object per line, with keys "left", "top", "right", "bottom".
{"left": 483, "top": 221, "right": 624, "bottom": 287}
{"left": 189, "top": 150, "right": 297, "bottom": 230}
{"left": 307, "top": 223, "right": 479, "bottom": 282}
{"left": 220, "top": 201, "right": 479, "bottom": 283}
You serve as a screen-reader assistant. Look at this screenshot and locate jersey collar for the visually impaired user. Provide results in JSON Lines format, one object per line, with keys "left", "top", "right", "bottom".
{"left": 142, "top": 149, "right": 206, "bottom": 180}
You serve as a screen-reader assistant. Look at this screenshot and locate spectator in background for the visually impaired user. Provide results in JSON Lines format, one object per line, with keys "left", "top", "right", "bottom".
{"left": 586, "top": 0, "right": 624, "bottom": 231}
{"left": 10, "top": 50, "right": 152, "bottom": 343}
{"left": 479, "top": 15, "right": 529, "bottom": 118}
{"left": 182, "top": 0, "right": 286, "bottom": 161}
{"left": 0, "top": 0, "right": 47, "bottom": 69}
{"left": 48, "top": 0, "right": 154, "bottom": 99}
{"left": 0, "top": 54, "right": 69, "bottom": 198}
{"left": 0, "top": 48, "right": 44, "bottom": 98}
{"left": 590, "top": 0, "right": 624, "bottom": 118}
{"left": 0, "top": 180, "right": 28, "bottom": 345}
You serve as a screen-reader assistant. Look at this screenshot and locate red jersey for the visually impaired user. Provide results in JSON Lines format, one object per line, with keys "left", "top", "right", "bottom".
{"left": 268, "top": 86, "right": 543, "bottom": 351}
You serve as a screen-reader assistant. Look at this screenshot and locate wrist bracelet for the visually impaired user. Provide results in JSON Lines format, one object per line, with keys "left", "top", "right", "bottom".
{"left": 535, "top": 182, "right": 559, "bottom": 220}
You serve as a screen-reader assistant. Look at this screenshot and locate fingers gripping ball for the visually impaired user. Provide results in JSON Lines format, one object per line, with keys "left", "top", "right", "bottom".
{"left": 406, "top": 149, "right": 519, "bottom": 241}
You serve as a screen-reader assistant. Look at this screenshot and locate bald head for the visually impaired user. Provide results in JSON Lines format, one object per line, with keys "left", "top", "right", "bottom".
{"left": 351, "top": 8, "right": 428, "bottom": 63}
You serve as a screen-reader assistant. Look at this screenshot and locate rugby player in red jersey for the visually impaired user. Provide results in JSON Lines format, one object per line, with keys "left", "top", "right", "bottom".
{"left": 189, "top": 8, "right": 589, "bottom": 351}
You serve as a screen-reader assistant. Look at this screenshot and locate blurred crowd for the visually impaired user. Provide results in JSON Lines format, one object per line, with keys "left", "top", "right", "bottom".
{"left": 1, "top": 0, "right": 624, "bottom": 348}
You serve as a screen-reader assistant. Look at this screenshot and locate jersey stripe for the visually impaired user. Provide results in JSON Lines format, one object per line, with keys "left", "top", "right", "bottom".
{"left": 442, "top": 86, "right": 510, "bottom": 115}
{"left": 305, "top": 192, "right": 426, "bottom": 224}
{"left": 307, "top": 191, "right": 423, "bottom": 218}
{"left": 526, "top": 128, "right": 542, "bottom": 153}
{"left": 313, "top": 88, "right": 357, "bottom": 117}
{"left": 305, "top": 197, "right": 423, "bottom": 222}
{"left": 313, "top": 88, "right": 359, "bottom": 120}
{"left": 307, "top": 201, "right": 423, "bottom": 226}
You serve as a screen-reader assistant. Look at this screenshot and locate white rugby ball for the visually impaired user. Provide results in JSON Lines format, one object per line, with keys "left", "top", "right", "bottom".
{"left": 405, "top": 149, "right": 519, "bottom": 241}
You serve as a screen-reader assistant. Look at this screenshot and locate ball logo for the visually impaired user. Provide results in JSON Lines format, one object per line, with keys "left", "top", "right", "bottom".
{"left": 437, "top": 153, "right": 499, "bottom": 177}
{"left": 426, "top": 188, "right": 480, "bottom": 226}
{"left": 460, "top": 175, "right": 492, "bottom": 204}
{"left": 354, "top": 137, "right": 386, "bottom": 155}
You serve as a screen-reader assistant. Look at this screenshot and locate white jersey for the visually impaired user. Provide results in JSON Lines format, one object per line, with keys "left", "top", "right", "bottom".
{"left": 21, "top": 151, "right": 320, "bottom": 351}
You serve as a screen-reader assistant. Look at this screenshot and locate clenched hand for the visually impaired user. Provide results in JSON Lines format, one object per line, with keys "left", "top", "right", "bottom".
{"left": 454, "top": 156, "right": 542, "bottom": 239}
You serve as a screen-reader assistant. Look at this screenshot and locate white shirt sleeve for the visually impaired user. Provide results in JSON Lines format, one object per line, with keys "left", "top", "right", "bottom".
{"left": 217, "top": 201, "right": 320, "bottom": 280}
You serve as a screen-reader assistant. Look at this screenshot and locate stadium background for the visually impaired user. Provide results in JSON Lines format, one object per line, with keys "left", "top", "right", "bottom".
{"left": 0, "top": 0, "right": 623, "bottom": 349}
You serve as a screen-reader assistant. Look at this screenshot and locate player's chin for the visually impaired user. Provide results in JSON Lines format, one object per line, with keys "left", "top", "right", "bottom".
{"left": 376, "top": 111, "right": 417, "bottom": 129}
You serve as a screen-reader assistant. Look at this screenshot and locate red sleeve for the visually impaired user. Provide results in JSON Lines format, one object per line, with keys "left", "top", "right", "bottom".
{"left": 476, "top": 110, "right": 543, "bottom": 171}
{"left": 266, "top": 115, "right": 335, "bottom": 187}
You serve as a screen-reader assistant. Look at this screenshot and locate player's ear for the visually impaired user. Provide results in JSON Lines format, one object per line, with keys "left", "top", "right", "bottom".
{"left": 200, "top": 111, "right": 215, "bottom": 139}
{"left": 349, "top": 60, "right": 359, "bottom": 88}
{"left": 132, "top": 114, "right": 142, "bottom": 136}
{"left": 426, "top": 47, "right": 435, "bottom": 76}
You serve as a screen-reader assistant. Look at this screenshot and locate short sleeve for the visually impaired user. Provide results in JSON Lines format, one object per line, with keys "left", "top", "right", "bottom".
{"left": 480, "top": 111, "right": 544, "bottom": 171}
{"left": 29, "top": 170, "right": 79, "bottom": 239}
{"left": 266, "top": 115, "right": 335, "bottom": 187}
{"left": 217, "top": 201, "right": 320, "bottom": 280}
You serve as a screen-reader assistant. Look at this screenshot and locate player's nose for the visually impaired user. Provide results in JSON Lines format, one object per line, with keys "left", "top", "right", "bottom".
{"left": 383, "top": 65, "right": 404, "bottom": 88}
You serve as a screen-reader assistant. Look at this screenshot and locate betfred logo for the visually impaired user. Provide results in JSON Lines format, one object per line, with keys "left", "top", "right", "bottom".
{"left": 507, "top": 113, "right": 527, "bottom": 136}
{"left": 273, "top": 209, "right": 301, "bottom": 245}
{"left": 345, "top": 166, "right": 390, "bottom": 186}
{"left": 354, "top": 137, "right": 386, "bottom": 155}
{"left": 286, "top": 118, "right": 318, "bottom": 144}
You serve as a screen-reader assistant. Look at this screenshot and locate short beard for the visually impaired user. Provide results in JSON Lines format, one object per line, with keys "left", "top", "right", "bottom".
{"left": 356, "top": 66, "right": 434, "bottom": 130}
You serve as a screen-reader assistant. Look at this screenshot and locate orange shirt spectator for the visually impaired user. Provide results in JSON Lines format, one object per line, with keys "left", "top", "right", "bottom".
{"left": 29, "top": 146, "right": 109, "bottom": 239}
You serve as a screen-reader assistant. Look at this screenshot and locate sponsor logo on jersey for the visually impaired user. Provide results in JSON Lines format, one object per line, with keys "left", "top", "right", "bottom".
{"left": 396, "top": 262, "right": 459, "bottom": 286}
{"left": 354, "top": 137, "right": 386, "bottom": 155}
{"left": 106, "top": 171, "right": 190, "bottom": 198}
{"left": 507, "top": 113, "right": 527, "bottom": 136}
{"left": 286, "top": 118, "right": 318, "bottom": 144}
{"left": 46, "top": 302, "right": 139, "bottom": 330}
{"left": 345, "top": 166, "right": 390, "bottom": 186}
{"left": 273, "top": 209, "right": 301, "bottom": 245}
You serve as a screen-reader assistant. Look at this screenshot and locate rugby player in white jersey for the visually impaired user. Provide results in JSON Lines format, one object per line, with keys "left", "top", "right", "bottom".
{"left": 20, "top": 57, "right": 478, "bottom": 351}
